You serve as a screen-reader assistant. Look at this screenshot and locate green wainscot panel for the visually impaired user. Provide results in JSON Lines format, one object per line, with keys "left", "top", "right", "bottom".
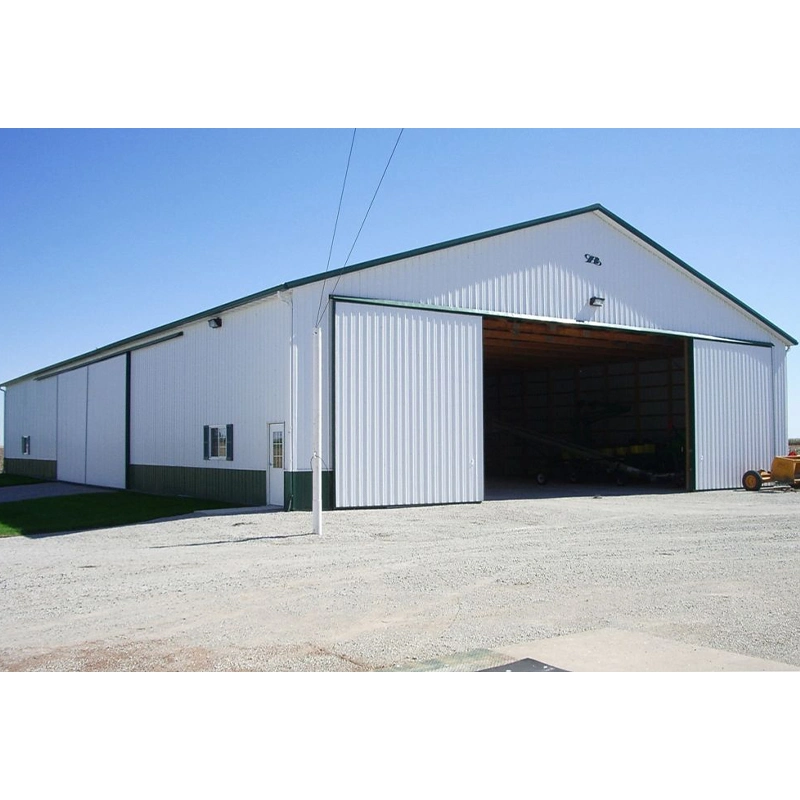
{"left": 4, "top": 458, "right": 57, "bottom": 481}
{"left": 284, "top": 470, "right": 334, "bottom": 511}
{"left": 129, "top": 464, "right": 267, "bottom": 506}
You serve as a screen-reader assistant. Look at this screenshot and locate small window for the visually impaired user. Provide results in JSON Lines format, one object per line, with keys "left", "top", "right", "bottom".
{"left": 210, "top": 426, "right": 227, "bottom": 458}
{"left": 272, "top": 430, "right": 284, "bottom": 469}
{"left": 22, "top": 435, "right": 31, "bottom": 455}
{"left": 203, "top": 424, "right": 234, "bottom": 461}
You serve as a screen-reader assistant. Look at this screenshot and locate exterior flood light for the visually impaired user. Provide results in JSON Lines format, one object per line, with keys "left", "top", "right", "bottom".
{"left": 589, "top": 296, "right": 605, "bottom": 307}
{"left": 208, "top": 317, "right": 223, "bottom": 329}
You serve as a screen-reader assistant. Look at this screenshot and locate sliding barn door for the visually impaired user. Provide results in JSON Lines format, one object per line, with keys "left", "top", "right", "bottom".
{"left": 693, "top": 341, "right": 774, "bottom": 490}
{"left": 335, "top": 302, "right": 483, "bottom": 508}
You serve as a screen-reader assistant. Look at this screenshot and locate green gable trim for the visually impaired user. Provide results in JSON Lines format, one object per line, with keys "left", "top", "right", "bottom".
{"left": 4, "top": 332, "right": 184, "bottom": 388}
{"left": 595, "top": 207, "right": 796, "bottom": 346}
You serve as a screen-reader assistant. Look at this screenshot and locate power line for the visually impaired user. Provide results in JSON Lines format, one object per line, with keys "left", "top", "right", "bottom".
{"left": 320, "top": 128, "right": 404, "bottom": 322}
{"left": 316, "top": 129, "right": 357, "bottom": 326}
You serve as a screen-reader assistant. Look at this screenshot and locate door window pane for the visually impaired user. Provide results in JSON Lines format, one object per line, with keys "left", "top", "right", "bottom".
{"left": 272, "top": 431, "right": 283, "bottom": 469}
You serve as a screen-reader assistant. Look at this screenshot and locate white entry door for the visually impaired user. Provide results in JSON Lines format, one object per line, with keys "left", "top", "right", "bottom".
{"left": 268, "top": 423, "right": 285, "bottom": 506}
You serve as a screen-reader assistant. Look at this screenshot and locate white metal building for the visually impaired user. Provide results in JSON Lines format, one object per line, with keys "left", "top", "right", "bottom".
{"left": 3, "top": 205, "right": 795, "bottom": 509}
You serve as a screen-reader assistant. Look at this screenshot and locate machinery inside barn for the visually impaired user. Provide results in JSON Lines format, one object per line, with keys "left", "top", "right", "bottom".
{"left": 482, "top": 316, "right": 689, "bottom": 488}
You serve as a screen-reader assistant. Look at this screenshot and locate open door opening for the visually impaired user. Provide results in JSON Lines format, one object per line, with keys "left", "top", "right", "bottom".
{"left": 482, "top": 316, "right": 689, "bottom": 497}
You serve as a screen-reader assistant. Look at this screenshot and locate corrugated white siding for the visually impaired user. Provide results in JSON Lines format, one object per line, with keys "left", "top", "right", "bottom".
{"left": 130, "top": 336, "right": 186, "bottom": 467}
{"left": 335, "top": 302, "right": 483, "bottom": 507}
{"left": 287, "top": 210, "right": 789, "bottom": 504}
{"left": 694, "top": 341, "right": 774, "bottom": 490}
{"left": 85, "top": 355, "right": 127, "bottom": 489}
{"left": 57, "top": 367, "right": 88, "bottom": 483}
{"left": 55, "top": 356, "right": 127, "bottom": 487}
{"left": 130, "top": 296, "right": 290, "bottom": 471}
{"left": 4, "top": 377, "right": 58, "bottom": 461}
{"left": 309, "top": 212, "right": 779, "bottom": 345}
{"left": 772, "top": 345, "right": 788, "bottom": 454}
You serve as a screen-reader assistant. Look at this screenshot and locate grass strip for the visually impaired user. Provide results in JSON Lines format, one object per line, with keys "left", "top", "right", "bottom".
{"left": 0, "top": 491, "right": 238, "bottom": 537}
{"left": 0, "top": 474, "right": 47, "bottom": 488}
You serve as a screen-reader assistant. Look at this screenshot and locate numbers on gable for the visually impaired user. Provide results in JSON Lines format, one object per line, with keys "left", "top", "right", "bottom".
{"left": 584, "top": 253, "right": 602, "bottom": 266}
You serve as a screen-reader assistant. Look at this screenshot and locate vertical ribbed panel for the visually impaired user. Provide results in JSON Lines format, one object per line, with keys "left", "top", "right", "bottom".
{"left": 315, "top": 212, "right": 781, "bottom": 344}
{"left": 4, "top": 377, "right": 58, "bottom": 461}
{"left": 694, "top": 341, "right": 774, "bottom": 490}
{"left": 57, "top": 367, "right": 88, "bottom": 484}
{"left": 335, "top": 302, "right": 483, "bottom": 508}
{"left": 85, "top": 355, "right": 126, "bottom": 488}
{"left": 772, "top": 345, "right": 788, "bottom": 454}
{"left": 54, "top": 358, "right": 126, "bottom": 488}
{"left": 130, "top": 297, "right": 290, "bottom": 472}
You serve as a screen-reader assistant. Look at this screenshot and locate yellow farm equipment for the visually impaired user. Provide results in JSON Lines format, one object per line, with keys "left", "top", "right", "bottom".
{"left": 742, "top": 454, "right": 800, "bottom": 491}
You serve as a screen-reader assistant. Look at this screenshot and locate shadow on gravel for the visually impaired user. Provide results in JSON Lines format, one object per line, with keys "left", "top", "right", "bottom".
{"left": 22, "top": 530, "right": 96, "bottom": 540}
{"left": 149, "top": 532, "right": 316, "bottom": 548}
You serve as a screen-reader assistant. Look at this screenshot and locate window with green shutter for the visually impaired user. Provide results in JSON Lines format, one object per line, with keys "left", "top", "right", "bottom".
{"left": 203, "top": 425, "right": 234, "bottom": 460}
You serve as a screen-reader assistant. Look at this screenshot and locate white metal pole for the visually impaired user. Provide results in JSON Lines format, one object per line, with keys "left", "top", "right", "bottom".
{"left": 312, "top": 326, "right": 323, "bottom": 535}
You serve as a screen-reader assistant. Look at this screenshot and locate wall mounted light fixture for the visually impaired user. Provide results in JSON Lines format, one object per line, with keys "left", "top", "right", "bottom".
{"left": 208, "top": 317, "right": 223, "bottom": 329}
{"left": 589, "top": 296, "right": 605, "bottom": 307}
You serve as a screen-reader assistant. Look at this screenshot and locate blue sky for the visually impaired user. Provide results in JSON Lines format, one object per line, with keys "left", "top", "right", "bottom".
{"left": 1, "top": 128, "right": 798, "bottom": 441}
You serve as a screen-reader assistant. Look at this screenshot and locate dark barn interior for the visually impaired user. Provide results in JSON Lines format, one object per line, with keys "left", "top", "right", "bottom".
{"left": 482, "top": 316, "right": 689, "bottom": 490}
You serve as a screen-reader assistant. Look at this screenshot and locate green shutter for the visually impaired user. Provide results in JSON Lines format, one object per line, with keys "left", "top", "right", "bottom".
{"left": 203, "top": 426, "right": 210, "bottom": 460}
{"left": 226, "top": 424, "right": 234, "bottom": 461}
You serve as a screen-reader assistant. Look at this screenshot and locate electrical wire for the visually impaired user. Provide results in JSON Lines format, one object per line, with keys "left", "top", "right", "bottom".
{"left": 319, "top": 128, "right": 404, "bottom": 322}
{"left": 315, "top": 129, "right": 357, "bottom": 327}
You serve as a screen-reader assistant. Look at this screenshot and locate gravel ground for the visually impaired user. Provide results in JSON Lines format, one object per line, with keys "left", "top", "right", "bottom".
{"left": 1, "top": 484, "right": 798, "bottom": 671}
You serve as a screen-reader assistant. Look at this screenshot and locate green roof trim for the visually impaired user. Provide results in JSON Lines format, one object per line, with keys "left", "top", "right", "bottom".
{"left": 2, "top": 203, "right": 795, "bottom": 386}
{"left": 30, "top": 332, "right": 184, "bottom": 382}
{"left": 593, "top": 206, "right": 797, "bottom": 346}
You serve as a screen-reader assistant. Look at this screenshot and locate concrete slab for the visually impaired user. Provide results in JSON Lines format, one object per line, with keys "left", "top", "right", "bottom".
{"left": 389, "top": 629, "right": 799, "bottom": 672}
{"left": 495, "top": 628, "right": 800, "bottom": 672}
{"left": 0, "top": 482, "right": 114, "bottom": 504}
{"left": 385, "top": 648, "right": 519, "bottom": 672}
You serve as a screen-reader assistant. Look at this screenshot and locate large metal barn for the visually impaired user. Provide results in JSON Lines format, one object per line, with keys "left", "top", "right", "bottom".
{"left": 3, "top": 205, "right": 795, "bottom": 509}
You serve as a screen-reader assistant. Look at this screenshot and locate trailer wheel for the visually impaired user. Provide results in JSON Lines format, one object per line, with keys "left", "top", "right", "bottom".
{"left": 742, "top": 471, "right": 763, "bottom": 491}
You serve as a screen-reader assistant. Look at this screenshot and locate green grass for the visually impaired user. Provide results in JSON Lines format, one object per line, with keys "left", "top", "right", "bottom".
{"left": 0, "top": 473, "right": 47, "bottom": 487}
{"left": 0, "top": 491, "right": 238, "bottom": 537}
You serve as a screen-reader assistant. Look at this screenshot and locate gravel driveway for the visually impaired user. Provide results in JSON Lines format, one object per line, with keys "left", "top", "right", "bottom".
{"left": 1, "top": 486, "right": 798, "bottom": 671}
